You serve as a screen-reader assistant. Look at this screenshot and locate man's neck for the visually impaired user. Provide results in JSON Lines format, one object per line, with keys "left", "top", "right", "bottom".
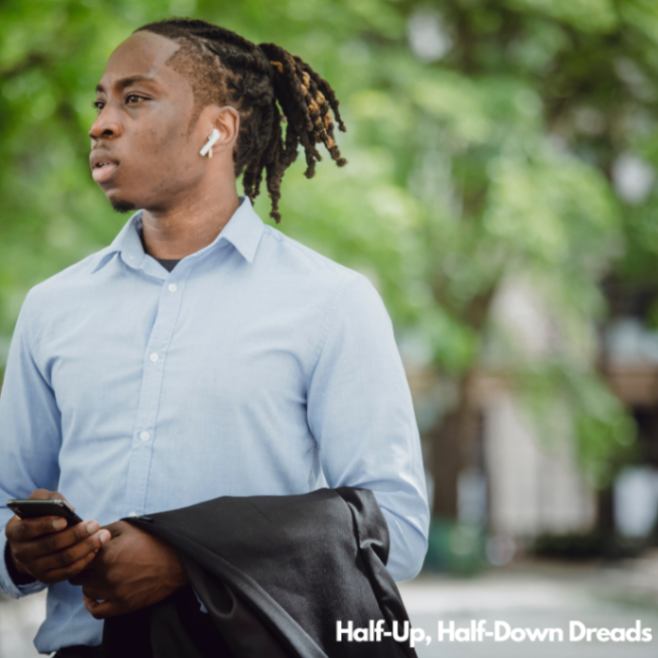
{"left": 139, "top": 190, "right": 241, "bottom": 260}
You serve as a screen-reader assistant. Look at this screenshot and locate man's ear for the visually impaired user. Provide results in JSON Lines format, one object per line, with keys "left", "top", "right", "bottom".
{"left": 212, "top": 105, "right": 240, "bottom": 151}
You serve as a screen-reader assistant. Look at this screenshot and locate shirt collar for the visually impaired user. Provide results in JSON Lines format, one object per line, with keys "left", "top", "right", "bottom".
{"left": 91, "top": 195, "right": 264, "bottom": 273}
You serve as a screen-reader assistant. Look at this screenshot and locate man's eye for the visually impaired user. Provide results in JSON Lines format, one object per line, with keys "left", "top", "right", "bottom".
{"left": 90, "top": 95, "right": 145, "bottom": 112}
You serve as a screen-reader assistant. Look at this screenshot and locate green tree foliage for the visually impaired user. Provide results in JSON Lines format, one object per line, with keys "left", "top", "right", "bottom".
{"left": 2, "top": 0, "right": 655, "bottom": 505}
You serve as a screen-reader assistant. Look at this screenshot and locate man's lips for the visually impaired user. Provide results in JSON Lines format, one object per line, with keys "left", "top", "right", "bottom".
{"left": 91, "top": 161, "right": 119, "bottom": 184}
{"left": 90, "top": 151, "right": 120, "bottom": 185}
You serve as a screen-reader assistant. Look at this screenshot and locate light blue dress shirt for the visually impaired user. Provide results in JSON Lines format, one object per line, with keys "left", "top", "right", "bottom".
{"left": 0, "top": 195, "right": 429, "bottom": 653}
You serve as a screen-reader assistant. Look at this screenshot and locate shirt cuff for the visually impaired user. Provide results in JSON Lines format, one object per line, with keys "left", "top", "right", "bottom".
{"left": 376, "top": 503, "right": 429, "bottom": 583}
{"left": 0, "top": 533, "right": 47, "bottom": 599}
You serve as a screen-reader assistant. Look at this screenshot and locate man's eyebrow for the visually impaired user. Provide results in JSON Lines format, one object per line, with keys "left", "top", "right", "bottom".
{"left": 95, "top": 75, "right": 160, "bottom": 93}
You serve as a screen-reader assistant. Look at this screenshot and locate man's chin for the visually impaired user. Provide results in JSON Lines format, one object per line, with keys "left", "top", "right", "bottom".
{"left": 109, "top": 196, "right": 138, "bottom": 213}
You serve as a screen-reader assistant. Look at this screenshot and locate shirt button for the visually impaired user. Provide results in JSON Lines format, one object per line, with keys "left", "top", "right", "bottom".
{"left": 149, "top": 352, "right": 159, "bottom": 362}
{"left": 167, "top": 283, "right": 177, "bottom": 293}
{"left": 139, "top": 430, "right": 151, "bottom": 442}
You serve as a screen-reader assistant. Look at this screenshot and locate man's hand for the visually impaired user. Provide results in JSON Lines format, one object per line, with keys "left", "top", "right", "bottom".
{"left": 68, "top": 519, "right": 188, "bottom": 619}
{"left": 5, "top": 489, "right": 111, "bottom": 584}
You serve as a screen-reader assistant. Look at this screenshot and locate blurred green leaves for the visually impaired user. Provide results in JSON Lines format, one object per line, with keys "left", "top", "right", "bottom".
{"left": 2, "top": 0, "right": 657, "bottom": 487}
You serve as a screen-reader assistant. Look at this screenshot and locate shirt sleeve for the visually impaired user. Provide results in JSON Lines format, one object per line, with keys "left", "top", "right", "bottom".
{"left": 306, "top": 272, "right": 430, "bottom": 582}
{"left": 0, "top": 289, "right": 61, "bottom": 598}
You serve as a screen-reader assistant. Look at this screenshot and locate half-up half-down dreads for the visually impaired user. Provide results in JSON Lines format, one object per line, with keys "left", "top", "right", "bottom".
{"left": 133, "top": 17, "right": 348, "bottom": 223}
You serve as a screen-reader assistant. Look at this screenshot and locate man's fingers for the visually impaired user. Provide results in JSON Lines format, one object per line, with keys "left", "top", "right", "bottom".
{"left": 69, "top": 542, "right": 109, "bottom": 586}
{"left": 82, "top": 583, "right": 108, "bottom": 600}
{"left": 29, "top": 520, "right": 104, "bottom": 559}
{"left": 84, "top": 595, "right": 122, "bottom": 619}
{"left": 7, "top": 515, "right": 69, "bottom": 543}
{"left": 11, "top": 519, "right": 108, "bottom": 561}
{"left": 5, "top": 489, "right": 76, "bottom": 543}
{"left": 40, "top": 544, "right": 102, "bottom": 583}
{"left": 29, "top": 489, "right": 59, "bottom": 501}
{"left": 28, "top": 489, "right": 75, "bottom": 510}
{"left": 9, "top": 518, "right": 111, "bottom": 584}
{"left": 29, "top": 528, "right": 110, "bottom": 575}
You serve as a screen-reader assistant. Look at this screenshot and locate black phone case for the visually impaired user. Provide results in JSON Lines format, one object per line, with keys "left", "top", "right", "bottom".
{"left": 6, "top": 499, "right": 83, "bottom": 527}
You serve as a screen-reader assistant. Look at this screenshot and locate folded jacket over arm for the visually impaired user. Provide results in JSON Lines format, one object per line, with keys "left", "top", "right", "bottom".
{"left": 101, "top": 487, "right": 419, "bottom": 658}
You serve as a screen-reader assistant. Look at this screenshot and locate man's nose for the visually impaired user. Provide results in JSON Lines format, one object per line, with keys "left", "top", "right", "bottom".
{"left": 88, "top": 106, "right": 123, "bottom": 141}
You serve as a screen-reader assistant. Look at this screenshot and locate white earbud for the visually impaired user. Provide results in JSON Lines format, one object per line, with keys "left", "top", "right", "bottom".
{"left": 199, "top": 128, "right": 222, "bottom": 158}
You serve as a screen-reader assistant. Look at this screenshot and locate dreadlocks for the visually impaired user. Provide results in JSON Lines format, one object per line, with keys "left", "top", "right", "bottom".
{"left": 133, "top": 17, "right": 348, "bottom": 223}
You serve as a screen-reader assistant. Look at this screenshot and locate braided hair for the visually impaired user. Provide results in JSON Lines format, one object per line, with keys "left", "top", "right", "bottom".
{"left": 133, "top": 17, "right": 348, "bottom": 223}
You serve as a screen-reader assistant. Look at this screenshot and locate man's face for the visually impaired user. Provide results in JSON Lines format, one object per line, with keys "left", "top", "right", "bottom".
{"left": 89, "top": 31, "right": 205, "bottom": 212}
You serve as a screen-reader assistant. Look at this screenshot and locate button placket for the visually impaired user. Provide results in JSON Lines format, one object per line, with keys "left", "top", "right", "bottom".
{"left": 124, "top": 271, "right": 188, "bottom": 516}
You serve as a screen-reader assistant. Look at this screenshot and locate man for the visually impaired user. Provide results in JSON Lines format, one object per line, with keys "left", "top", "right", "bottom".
{"left": 0, "top": 17, "right": 429, "bottom": 656}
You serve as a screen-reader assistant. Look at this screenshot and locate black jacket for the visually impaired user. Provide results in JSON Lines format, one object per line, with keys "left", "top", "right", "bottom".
{"left": 101, "top": 487, "right": 419, "bottom": 657}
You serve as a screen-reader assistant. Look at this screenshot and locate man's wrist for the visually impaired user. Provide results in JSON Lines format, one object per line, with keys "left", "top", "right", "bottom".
{"left": 4, "top": 541, "right": 37, "bottom": 586}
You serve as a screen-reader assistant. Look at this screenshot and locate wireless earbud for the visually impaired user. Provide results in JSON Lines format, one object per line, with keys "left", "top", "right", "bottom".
{"left": 199, "top": 128, "right": 222, "bottom": 158}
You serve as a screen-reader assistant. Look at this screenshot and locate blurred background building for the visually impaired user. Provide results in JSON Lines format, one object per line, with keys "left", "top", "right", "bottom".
{"left": 406, "top": 270, "right": 658, "bottom": 573}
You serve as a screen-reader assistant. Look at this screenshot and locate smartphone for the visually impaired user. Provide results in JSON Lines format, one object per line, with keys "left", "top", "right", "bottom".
{"left": 6, "top": 498, "right": 83, "bottom": 528}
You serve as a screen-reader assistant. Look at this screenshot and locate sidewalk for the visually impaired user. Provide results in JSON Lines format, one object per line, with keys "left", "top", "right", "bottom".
{"left": 398, "top": 555, "right": 658, "bottom": 658}
{"left": 595, "top": 548, "right": 658, "bottom": 606}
